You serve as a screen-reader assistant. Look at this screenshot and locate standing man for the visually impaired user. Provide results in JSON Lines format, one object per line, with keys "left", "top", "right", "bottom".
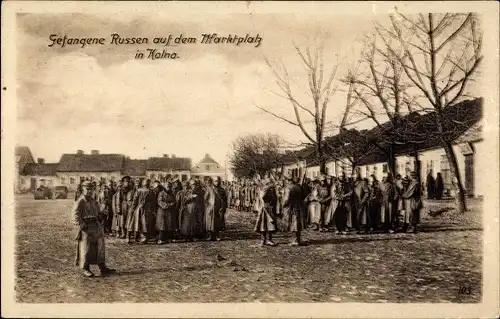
{"left": 73, "top": 181, "right": 116, "bottom": 277}
{"left": 426, "top": 170, "right": 435, "bottom": 200}
{"left": 402, "top": 171, "right": 423, "bottom": 233}
{"left": 254, "top": 178, "right": 278, "bottom": 246}
{"left": 156, "top": 181, "right": 177, "bottom": 244}
{"left": 354, "top": 173, "right": 371, "bottom": 233}
{"left": 98, "top": 182, "right": 113, "bottom": 234}
{"left": 215, "top": 177, "right": 228, "bottom": 231}
{"left": 282, "top": 176, "right": 305, "bottom": 246}
{"left": 203, "top": 177, "right": 226, "bottom": 241}
{"left": 111, "top": 179, "right": 123, "bottom": 238}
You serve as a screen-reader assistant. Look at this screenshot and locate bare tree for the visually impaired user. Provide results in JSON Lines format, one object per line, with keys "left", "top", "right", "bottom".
{"left": 374, "top": 13, "right": 483, "bottom": 213}
{"left": 343, "top": 34, "right": 421, "bottom": 176}
{"left": 229, "top": 133, "right": 284, "bottom": 179}
{"left": 255, "top": 46, "right": 341, "bottom": 174}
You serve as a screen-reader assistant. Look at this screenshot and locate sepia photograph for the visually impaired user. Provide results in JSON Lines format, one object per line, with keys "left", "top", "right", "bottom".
{"left": 1, "top": 1, "right": 499, "bottom": 318}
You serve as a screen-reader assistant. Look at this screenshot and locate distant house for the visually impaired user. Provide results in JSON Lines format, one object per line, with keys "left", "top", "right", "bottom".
{"left": 20, "top": 160, "right": 58, "bottom": 191}
{"left": 191, "top": 154, "right": 226, "bottom": 182}
{"left": 122, "top": 158, "right": 147, "bottom": 179}
{"left": 15, "top": 146, "right": 35, "bottom": 192}
{"left": 14, "top": 148, "right": 226, "bottom": 192}
{"left": 146, "top": 154, "right": 192, "bottom": 182}
{"left": 57, "top": 150, "right": 125, "bottom": 190}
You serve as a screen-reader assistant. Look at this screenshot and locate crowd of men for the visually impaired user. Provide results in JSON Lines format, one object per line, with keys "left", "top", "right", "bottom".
{"left": 226, "top": 171, "right": 423, "bottom": 235}
{"left": 72, "top": 171, "right": 422, "bottom": 277}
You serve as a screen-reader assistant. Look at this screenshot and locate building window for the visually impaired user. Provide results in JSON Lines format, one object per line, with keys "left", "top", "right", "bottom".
{"left": 181, "top": 174, "right": 188, "bottom": 182}
{"left": 60, "top": 177, "right": 66, "bottom": 185}
{"left": 382, "top": 164, "right": 388, "bottom": 173}
{"left": 70, "top": 177, "right": 76, "bottom": 184}
{"left": 205, "top": 164, "right": 210, "bottom": 171}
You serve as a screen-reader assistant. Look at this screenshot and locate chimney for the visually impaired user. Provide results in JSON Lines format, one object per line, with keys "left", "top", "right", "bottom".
{"left": 91, "top": 150, "right": 99, "bottom": 155}
{"left": 171, "top": 154, "right": 176, "bottom": 158}
{"left": 77, "top": 150, "right": 84, "bottom": 155}
{"left": 37, "top": 158, "right": 45, "bottom": 164}
{"left": 163, "top": 154, "right": 169, "bottom": 158}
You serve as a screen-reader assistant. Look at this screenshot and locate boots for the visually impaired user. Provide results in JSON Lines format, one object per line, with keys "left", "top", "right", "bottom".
{"left": 290, "top": 231, "right": 301, "bottom": 246}
{"left": 265, "top": 233, "right": 277, "bottom": 246}
{"left": 98, "top": 263, "right": 116, "bottom": 277}
{"left": 82, "top": 263, "right": 94, "bottom": 277}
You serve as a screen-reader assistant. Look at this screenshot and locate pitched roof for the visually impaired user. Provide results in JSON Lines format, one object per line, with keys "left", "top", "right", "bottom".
{"left": 57, "top": 154, "right": 125, "bottom": 172}
{"left": 279, "top": 98, "right": 483, "bottom": 167}
{"left": 122, "top": 159, "right": 147, "bottom": 176}
{"left": 21, "top": 163, "right": 58, "bottom": 176}
{"left": 192, "top": 154, "right": 224, "bottom": 174}
{"left": 15, "top": 146, "right": 35, "bottom": 164}
{"left": 197, "top": 154, "right": 220, "bottom": 165}
{"left": 146, "top": 157, "right": 192, "bottom": 171}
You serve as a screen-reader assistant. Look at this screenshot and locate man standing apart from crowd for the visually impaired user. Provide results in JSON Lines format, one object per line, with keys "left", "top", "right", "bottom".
{"left": 73, "top": 181, "right": 116, "bottom": 277}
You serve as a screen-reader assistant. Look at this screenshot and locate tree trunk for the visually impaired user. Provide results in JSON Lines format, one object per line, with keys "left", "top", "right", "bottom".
{"left": 387, "top": 145, "right": 397, "bottom": 176}
{"left": 316, "top": 143, "right": 327, "bottom": 175}
{"left": 443, "top": 142, "right": 467, "bottom": 213}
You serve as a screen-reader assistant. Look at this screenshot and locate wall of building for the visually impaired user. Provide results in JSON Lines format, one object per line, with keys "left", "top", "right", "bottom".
{"left": 57, "top": 171, "right": 122, "bottom": 190}
{"left": 279, "top": 140, "right": 483, "bottom": 197}
{"left": 146, "top": 170, "right": 191, "bottom": 182}
{"left": 191, "top": 172, "right": 227, "bottom": 181}
{"left": 19, "top": 175, "right": 59, "bottom": 191}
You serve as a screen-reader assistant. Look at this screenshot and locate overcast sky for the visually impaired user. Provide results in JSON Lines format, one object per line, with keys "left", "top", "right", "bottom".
{"left": 15, "top": 11, "right": 478, "bottom": 166}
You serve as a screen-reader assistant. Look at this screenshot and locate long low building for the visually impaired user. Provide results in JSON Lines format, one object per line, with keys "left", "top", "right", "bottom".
{"left": 15, "top": 149, "right": 226, "bottom": 192}
{"left": 277, "top": 98, "right": 485, "bottom": 197}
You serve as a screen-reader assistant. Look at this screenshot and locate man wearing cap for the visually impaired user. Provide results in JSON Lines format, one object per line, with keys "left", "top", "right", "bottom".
{"left": 254, "top": 177, "right": 278, "bottom": 246}
{"left": 111, "top": 179, "right": 123, "bottom": 237}
{"left": 402, "top": 171, "right": 422, "bottom": 233}
{"left": 282, "top": 176, "right": 306, "bottom": 246}
{"left": 203, "top": 177, "right": 226, "bottom": 241}
{"left": 318, "top": 175, "right": 331, "bottom": 232}
{"left": 73, "top": 181, "right": 116, "bottom": 277}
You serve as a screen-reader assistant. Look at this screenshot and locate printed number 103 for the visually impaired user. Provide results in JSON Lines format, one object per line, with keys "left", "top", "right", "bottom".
{"left": 459, "top": 287, "right": 472, "bottom": 294}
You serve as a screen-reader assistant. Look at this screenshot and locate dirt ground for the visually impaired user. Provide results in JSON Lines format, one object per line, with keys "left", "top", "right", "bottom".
{"left": 15, "top": 195, "right": 482, "bottom": 303}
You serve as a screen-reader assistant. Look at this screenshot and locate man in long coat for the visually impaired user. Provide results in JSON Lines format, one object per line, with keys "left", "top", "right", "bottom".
{"left": 402, "top": 171, "right": 422, "bottom": 233}
{"left": 282, "top": 177, "right": 305, "bottom": 246}
{"left": 354, "top": 174, "right": 371, "bottom": 233}
{"left": 204, "top": 177, "right": 226, "bottom": 241}
{"left": 254, "top": 178, "right": 278, "bottom": 246}
{"left": 178, "top": 180, "right": 202, "bottom": 241}
{"left": 118, "top": 176, "right": 133, "bottom": 239}
{"left": 156, "top": 181, "right": 177, "bottom": 244}
{"left": 111, "top": 180, "right": 123, "bottom": 238}
{"left": 426, "top": 170, "right": 435, "bottom": 199}
{"left": 98, "top": 182, "right": 113, "bottom": 234}
{"left": 73, "top": 181, "right": 116, "bottom": 277}
{"left": 318, "top": 176, "right": 331, "bottom": 232}
{"left": 216, "top": 178, "right": 228, "bottom": 231}
{"left": 379, "top": 174, "right": 397, "bottom": 233}
{"left": 337, "top": 173, "right": 354, "bottom": 234}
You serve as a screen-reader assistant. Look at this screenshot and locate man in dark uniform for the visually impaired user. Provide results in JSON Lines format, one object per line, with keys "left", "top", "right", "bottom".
{"left": 282, "top": 176, "right": 306, "bottom": 246}
{"left": 73, "top": 181, "right": 116, "bottom": 277}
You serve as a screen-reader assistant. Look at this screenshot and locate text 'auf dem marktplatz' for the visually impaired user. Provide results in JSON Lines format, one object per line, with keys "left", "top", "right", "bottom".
{"left": 48, "top": 33, "right": 263, "bottom": 49}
